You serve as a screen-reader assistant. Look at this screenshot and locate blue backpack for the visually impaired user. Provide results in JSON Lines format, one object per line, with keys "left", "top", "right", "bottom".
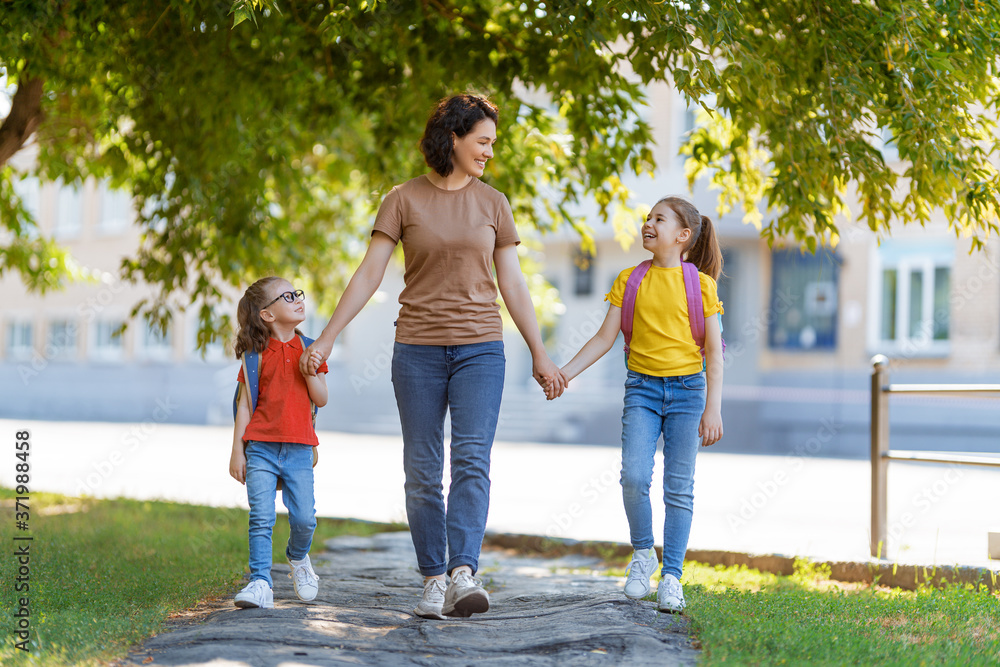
{"left": 233, "top": 332, "right": 320, "bottom": 474}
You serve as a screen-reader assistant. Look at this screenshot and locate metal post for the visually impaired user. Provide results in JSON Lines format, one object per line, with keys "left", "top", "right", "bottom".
{"left": 870, "top": 355, "right": 890, "bottom": 558}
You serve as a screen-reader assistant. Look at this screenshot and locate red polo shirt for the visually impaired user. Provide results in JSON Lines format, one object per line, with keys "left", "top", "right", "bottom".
{"left": 238, "top": 336, "right": 328, "bottom": 447}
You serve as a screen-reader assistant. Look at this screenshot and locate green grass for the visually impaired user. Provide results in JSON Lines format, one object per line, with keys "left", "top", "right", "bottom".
{"left": 0, "top": 488, "right": 405, "bottom": 666}
{"left": 679, "top": 558, "right": 1000, "bottom": 666}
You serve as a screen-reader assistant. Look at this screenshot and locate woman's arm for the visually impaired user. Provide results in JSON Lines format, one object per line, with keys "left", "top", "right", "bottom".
{"left": 493, "top": 244, "right": 567, "bottom": 398}
{"left": 559, "top": 304, "right": 622, "bottom": 384}
{"left": 301, "top": 231, "right": 396, "bottom": 376}
{"left": 229, "top": 387, "right": 251, "bottom": 484}
{"left": 699, "top": 313, "right": 724, "bottom": 446}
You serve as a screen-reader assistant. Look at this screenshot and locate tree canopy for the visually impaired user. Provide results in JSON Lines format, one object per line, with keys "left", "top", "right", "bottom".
{"left": 1, "top": 0, "right": 998, "bottom": 342}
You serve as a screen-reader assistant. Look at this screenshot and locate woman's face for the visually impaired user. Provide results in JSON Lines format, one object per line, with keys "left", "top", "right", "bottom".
{"left": 451, "top": 119, "right": 497, "bottom": 178}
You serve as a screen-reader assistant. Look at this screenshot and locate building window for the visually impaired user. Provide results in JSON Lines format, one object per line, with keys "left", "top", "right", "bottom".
{"left": 46, "top": 320, "right": 78, "bottom": 360}
{"left": 138, "top": 322, "right": 172, "bottom": 362}
{"left": 717, "top": 248, "right": 737, "bottom": 343}
{"left": 14, "top": 177, "right": 41, "bottom": 226}
{"left": 573, "top": 251, "right": 594, "bottom": 297}
{"left": 871, "top": 240, "right": 951, "bottom": 355}
{"left": 91, "top": 319, "right": 126, "bottom": 362}
{"left": 768, "top": 249, "right": 840, "bottom": 350}
{"left": 54, "top": 182, "right": 83, "bottom": 238}
{"left": 98, "top": 184, "right": 132, "bottom": 234}
{"left": 5, "top": 321, "right": 34, "bottom": 360}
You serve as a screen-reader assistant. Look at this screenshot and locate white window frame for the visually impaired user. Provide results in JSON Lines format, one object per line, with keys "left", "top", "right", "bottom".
{"left": 137, "top": 322, "right": 173, "bottom": 363}
{"left": 90, "top": 319, "right": 126, "bottom": 363}
{"left": 45, "top": 319, "right": 79, "bottom": 361}
{"left": 54, "top": 181, "right": 84, "bottom": 239}
{"left": 5, "top": 320, "right": 35, "bottom": 361}
{"left": 98, "top": 183, "right": 133, "bottom": 235}
{"left": 869, "top": 241, "right": 952, "bottom": 357}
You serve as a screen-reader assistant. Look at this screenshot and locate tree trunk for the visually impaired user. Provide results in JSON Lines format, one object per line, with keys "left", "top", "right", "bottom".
{"left": 0, "top": 75, "right": 44, "bottom": 169}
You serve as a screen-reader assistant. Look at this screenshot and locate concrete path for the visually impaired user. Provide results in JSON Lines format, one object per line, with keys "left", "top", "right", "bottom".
{"left": 5, "top": 418, "right": 998, "bottom": 569}
{"left": 124, "top": 532, "right": 698, "bottom": 667}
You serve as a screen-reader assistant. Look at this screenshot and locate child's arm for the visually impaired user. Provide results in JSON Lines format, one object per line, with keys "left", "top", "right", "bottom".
{"left": 304, "top": 371, "right": 328, "bottom": 408}
{"left": 301, "top": 232, "right": 396, "bottom": 376}
{"left": 229, "top": 386, "right": 252, "bottom": 484}
{"left": 699, "top": 313, "right": 724, "bottom": 447}
{"left": 553, "top": 304, "right": 622, "bottom": 398}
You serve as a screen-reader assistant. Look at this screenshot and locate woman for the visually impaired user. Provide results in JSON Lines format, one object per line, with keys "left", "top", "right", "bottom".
{"left": 301, "top": 94, "right": 566, "bottom": 619}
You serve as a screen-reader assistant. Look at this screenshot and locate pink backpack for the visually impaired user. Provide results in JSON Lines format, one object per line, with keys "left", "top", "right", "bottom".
{"left": 620, "top": 260, "right": 723, "bottom": 362}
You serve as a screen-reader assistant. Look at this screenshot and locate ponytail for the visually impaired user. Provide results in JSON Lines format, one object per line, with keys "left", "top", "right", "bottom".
{"left": 234, "top": 276, "right": 282, "bottom": 358}
{"left": 686, "top": 214, "right": 723, "bottom": 280}
{"left": 656, "top": 197, "right": 724, "bottom": 281}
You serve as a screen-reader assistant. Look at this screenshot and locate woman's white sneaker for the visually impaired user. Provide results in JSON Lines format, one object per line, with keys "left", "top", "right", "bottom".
{"left": 442, "top": 569, "right": 490, "bottom": 617}
{"left": 288, "top": 555, "right": 320, "bottom": 601}
{"left": 623, "top": 548, "right": 659, "bottom": 600}
{"left": 413, "top": 577, "right": 447, "bottom": 620}
{"left": 657, "top": 573, "right": 686, "bottom": 612}
{"left": 234, "top": 579, "right": 274, "bottom": 609}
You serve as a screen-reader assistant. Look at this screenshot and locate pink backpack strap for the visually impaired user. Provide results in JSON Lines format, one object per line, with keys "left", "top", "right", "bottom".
{"left": 620, "top": 260, "right": 652, "bottom": 357}
{"left": 682, "top": 261, "right": 705, "bottom": 354}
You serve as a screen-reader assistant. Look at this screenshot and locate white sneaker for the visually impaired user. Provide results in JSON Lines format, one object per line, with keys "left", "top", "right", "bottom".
{"left": 657, "top": 573, "right": 686, "bottom": 612}
{"left": 413, "top": 577, "right": 447, "bottom": 620}
{"left": 623, "top": 548, "right": 658, "bottom": 600}
{"left": 234, "top": 579, "right": 274, "bottom": 609}
{"left": 443, "top": 569, "right": 490, "bottom": 617}
{"left": 288, "top": 555, "right": 320, "bottom": 602}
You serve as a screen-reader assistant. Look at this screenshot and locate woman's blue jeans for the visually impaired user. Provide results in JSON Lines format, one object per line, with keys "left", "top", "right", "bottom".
{"left": 245, "top": 441, "right": 316, "bottom": 586}
{"left": 620, "top": 370, "right": 706, "bottom": 579}
{"left": 391, "top": 341, "right": 505, "bottom": 576}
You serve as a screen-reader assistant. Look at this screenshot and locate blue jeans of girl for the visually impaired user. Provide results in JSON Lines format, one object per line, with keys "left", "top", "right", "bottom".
{"left": 245, "top": 440, "right": 316, "bottom": 586}
{"left": 391, "top": 341, "right": 505, "bottom": 577}
{"left": 620, "top": 370, "right": 706, "bottom": 579}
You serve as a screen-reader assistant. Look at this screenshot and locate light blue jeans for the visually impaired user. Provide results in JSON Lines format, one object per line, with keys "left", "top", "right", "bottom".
{"left": 391, "top": 341, "right": 505, "bottom": 576}
{"left": 245, "top": 440, "right": 317, "bottom": 586}
{"left": 620, "top": 370, "right": 706, "bottom": 579}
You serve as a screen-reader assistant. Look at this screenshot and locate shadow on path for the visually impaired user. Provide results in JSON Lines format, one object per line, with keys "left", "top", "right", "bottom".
{"left": 125, "top": 532, "right": 699, "bottom": 666}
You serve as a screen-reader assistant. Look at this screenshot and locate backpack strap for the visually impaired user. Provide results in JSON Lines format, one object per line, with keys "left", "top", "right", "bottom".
{"left": 232, "top": 348, "right": 261, "bottom": 419}
{"left": 620, "top": 260, "right": 652, "bottom": 358}
{"left": 682, "top": 261, "right": 706, "bottom": 354}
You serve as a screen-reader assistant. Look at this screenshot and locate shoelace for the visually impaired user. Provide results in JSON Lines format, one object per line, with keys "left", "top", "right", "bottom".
{"left": 452, "top": 571, "right": 481, "bottom": 588}
{"left": 661, "top": 577, "right": 683, "bottom": 598}
{"left": 292, "top": 564, "right": 318, "bottom": 586}
{"left": 424, "top": 578, "right": 446, "bottom": 602}
{"left": 626, "top": 554, "right": 655, "bottom": 580}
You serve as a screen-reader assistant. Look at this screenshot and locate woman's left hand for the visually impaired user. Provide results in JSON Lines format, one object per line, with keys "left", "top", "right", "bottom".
{"left": 533, "top": 355, "right": 567, "bottom": 400}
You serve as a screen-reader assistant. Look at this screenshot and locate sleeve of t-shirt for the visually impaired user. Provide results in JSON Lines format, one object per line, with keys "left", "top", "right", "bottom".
{"left": 372, "top": 186, "right": 403, "bottom": 243}
{"left": 494, "top": 194, "right": 520, "bottom": 247}
{"left": 316, "top": 361, "right": 329, "bottom": 375}
{"left": 700, "top": 273, "right": 724, "bottom": 317}
{"left": 237, "top": 366, "right": 244, "bottom": 383}
{"left": 604, "top": 267, "right": 634, "bottom": 308}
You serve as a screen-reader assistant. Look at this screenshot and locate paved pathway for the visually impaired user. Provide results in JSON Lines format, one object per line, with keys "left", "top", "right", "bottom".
{"left": 124, "top": 532, "right": 698, "bottom": 667}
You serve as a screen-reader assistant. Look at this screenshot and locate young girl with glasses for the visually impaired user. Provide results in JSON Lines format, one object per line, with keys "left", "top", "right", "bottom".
{"left": 553, "top": 196, "right": 724, "bottom": 612}
{"left": 229, "top": 276, "right": 329, "bottom": 609}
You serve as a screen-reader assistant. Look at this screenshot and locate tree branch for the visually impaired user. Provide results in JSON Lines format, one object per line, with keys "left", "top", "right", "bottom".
{"left": 0, "top": 74, "right": 44, "bottom": 169}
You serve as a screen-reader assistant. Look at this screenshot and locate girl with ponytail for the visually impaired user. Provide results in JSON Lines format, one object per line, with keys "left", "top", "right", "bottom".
{"left": 553, "top": 196, "right": 725, "bottom": 613}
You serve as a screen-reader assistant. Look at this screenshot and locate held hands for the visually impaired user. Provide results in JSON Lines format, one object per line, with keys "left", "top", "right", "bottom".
{"left": 300, "top": 337, "right": 334, "bottom": 377}
{"left": 699, "top": 410, "right": 723, "bottom": 447}
{"left": 533, "top": 355, "right": 568, "bottom": 401}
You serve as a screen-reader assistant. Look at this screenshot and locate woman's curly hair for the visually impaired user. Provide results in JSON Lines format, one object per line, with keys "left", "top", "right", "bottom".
{"left": 420, "top": 94, "right": 499, "bottom": 177}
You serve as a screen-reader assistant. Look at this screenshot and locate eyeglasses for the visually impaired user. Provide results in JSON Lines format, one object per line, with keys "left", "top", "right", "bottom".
{"left": 263, "top": 289, "right": 305, "bottom": 309}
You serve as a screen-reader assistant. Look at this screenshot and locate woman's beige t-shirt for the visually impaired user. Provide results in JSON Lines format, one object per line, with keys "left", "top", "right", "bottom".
{"left": 372, "top": 175, "right": 520, "bottom": 345}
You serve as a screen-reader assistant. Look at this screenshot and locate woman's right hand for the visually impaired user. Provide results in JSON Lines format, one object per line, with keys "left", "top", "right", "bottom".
{"left": 301, "top": 335, "right": 334, "bottom": 377}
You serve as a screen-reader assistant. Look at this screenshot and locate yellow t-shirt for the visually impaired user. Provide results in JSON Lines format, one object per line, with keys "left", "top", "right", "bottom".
{"left": 606, "top": 264, "right": 724, "bottom": 377}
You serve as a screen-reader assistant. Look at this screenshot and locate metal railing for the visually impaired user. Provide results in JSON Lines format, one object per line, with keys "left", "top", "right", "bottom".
{"left": 870, "top": 354, "right": 1000, "bottom": 557}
